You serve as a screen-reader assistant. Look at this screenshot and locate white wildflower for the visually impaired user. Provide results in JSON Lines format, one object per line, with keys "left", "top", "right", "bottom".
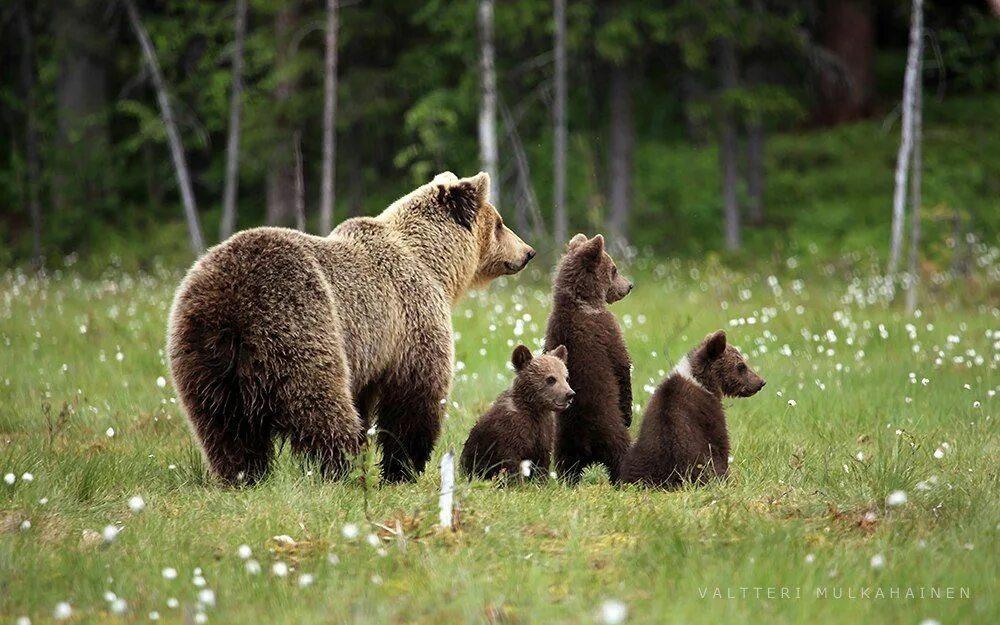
{"left": 599, "top": 599, "right": 628, "bottom": 625}
{"left": 102, "top": 524, "right": 120, "bottom": 543}
{"left": 886, "top": 490, "right": 908, "bottom": 507}
{"left": 54, "top": 602, "right": 72, "bottom": 620}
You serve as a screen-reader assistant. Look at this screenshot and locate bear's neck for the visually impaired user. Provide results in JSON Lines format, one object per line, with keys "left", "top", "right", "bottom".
{"left": 388, "top": 217, "right": 479, "bottom": 304}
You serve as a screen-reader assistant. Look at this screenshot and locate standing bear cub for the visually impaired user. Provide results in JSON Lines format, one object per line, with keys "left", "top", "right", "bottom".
{"left": 545, "top": 234, "right": 634, "bottom": 484}
{"left": 620, "top": 330, "right": 765, "bottom": 488}
{"left": 460, "top": 344, "right": 573, "bottom": 480}
{"left": 168, "top": 172, "right": 534, "bottom": 484}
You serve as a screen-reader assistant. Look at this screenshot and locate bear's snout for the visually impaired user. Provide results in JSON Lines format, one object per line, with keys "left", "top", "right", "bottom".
{"left": 505, "top": 249, "right": 536, "bottom": 273}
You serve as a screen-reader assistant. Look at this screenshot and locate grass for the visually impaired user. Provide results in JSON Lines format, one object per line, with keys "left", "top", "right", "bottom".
{"left": 0, "top": 250, "right": 997, "bottom": 624}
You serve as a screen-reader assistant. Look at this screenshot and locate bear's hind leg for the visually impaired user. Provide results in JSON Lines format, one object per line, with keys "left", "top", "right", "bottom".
{"left": 188, "top": 411, "right": 274, "bottom": 486}
{"left": 281, "top": 369, "right": 364, "bottom": 479}
{"left": 376, "top": 372, "right": 446, "bottom": 482}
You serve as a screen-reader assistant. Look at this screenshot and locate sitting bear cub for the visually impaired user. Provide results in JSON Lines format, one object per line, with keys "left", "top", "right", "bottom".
{"left": 545, "top": 234, "right": 634, "bottom": 484}
{"left": 461, "top": 345, "right": 573, "bottom": 480}
{"left": 621, "top": 330, "right": 765, "bottom": 488}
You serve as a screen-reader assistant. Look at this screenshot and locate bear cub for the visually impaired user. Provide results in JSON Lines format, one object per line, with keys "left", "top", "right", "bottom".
{"left": 545, "top": 234, "right": 634, "bottom": 484}
{"left": 461, "top": 345, "right": 574, "bottom": 480}
{"left": 620, "top": 330, "right": 765, "bottom": 488}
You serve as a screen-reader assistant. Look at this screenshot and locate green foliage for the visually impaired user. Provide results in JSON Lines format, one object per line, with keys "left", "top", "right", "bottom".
{"left": 1, "top": 1, "right": 998, "bottom": 269}
{"left": 936, "top": 6, "right": 1000, "bottom": 93}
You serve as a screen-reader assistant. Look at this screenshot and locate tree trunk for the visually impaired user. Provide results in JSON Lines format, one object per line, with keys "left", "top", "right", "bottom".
{"left": 17, "top": 1, "right": 42, "bottom": 263}
{"left": 220, "top": 0, "right": 248, "bottom": 242}
{"left": 500, "top": 98, "right": 547, "bottom": 242}
{"left": 905, "top": 55, "right": 923, "bottom": 314}
{"left": 606, "top": 65, "right": 632, "bottom": 251}
{"left": 348, "top": 125, "right": 364, "bottom": 217}
{"left": 477, "top": 0, "right": 500, "bottom": 205}
{"left": 552, "top": 0, "right": 568, "bottom": 246}
{"left": 124, "top": 0, "right": 205, "bottom": 256}
{"left": 718, "top": 38, "right": 741, "bottom": 251}
{"left": 889, "top": 0, "right": 923, "bottom": 275}
{"left": 266, "top": 2, "right": 300, "bottom": 227}
{"left": 319, "top": 0, "right": 339, "bottom": 234}
{"left": 294, "top": 131, "right": 306, "bottom": 232}
{"left": 53, "top": 0, "right": 109, "bottom": 215}
{"left": 745, "top": 119, "right": 765, "bottom": 226}
{"left": 817, "top": 0, "right": 875, "bottom": 125}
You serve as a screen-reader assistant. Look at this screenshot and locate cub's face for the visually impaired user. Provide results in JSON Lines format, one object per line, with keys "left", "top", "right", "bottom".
{"left": 558, "top": 234, "right": 633, "bottom": 305}
{"left": 511, "top": 344, "right": 575, "bottom": 412}
{"left": 692, "top": 330, "right": 766, "bottom": 398}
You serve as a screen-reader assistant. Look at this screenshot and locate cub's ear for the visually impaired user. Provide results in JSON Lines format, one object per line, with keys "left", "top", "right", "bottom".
{"left": 512, "top": 344, "right": 533, "bottom": 372}
{"left": 704, "top": 330, "right": 727, "bottom": 360}
{"left": 549, "top": 344, "right": 569, "bottom": 362}
{"left": 435, "top": 179, "right": 481, "bottom": 232}
{"left": 566, "top": 233, "right": 589, "bottom": 251}
{"left": 578, "top": 233, "right": 605, "bottom": 266}
{"left": 431, "top": 171, "right": 459, "bottom": 184}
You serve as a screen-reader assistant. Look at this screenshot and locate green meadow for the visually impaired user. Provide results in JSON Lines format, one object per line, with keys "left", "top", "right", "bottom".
{"left": 0, "top": 252, "right": 997, "bottom": 624}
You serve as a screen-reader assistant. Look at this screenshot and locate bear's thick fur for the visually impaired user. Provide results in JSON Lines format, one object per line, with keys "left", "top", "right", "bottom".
{"left": 168, "top": 172, "right": 534, "bottom": 484}
{"left": 544, "top": 234, "right": 634, "bottom": 484}
{"left": 460, "top": 345, "right": 573, "bottom": 480}
{"left": 620, "top": 330, "right": 766, "bottom": 488}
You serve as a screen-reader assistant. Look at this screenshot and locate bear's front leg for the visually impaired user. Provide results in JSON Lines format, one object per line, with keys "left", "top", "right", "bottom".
{"left": 376, "top": 364, "right": 448, "bottom": 482}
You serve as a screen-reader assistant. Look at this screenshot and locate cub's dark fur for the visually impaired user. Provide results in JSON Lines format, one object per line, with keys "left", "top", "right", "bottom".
{"left": 544, "top": 234, "right": 634, "bottom": 484}
{"left": 461, "top": 345, "right": 573, "bottom": 480}
{"left": 621, "top": 330, "right": 765, "bottom": 488}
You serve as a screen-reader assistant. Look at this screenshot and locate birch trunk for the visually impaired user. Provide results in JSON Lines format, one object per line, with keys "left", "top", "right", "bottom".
{"left": 718, "top": 37, "right": 741, "bottom": 251}
{"left": 266, "top": 2, "right": 300, "bottom": 227}
{"left": 552, "top": 0, "right": 568, "bottom": 246}
{"left": 220, "top": 0, "right": 248, "bottom": 241}
{"left": 745, "top": 119, "right": 765, "bottom": 226}
{"left": 124, "top": 0, "right": 205, "bottom": 256}
{"left": 319, "top": 0, "right": 339, "bottom": 234}
{"left": 294, "top": 130, "right": 306, "bottom": 232}
{"left": 477, "top": 0, "right": 500, "bottom": 205}
{"left": 889, "top": 0, "right": 923, "bottom": 274}
{"left": 607, "top": 65, "right": 632, "bottom": 251}
{"left": 905, "top": 60, "right": 922, "bottom": 314}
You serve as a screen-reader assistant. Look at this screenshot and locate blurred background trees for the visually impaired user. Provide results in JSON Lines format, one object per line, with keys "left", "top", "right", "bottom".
{"left": 0, "top": 0, "right": 998, "bottom": 270}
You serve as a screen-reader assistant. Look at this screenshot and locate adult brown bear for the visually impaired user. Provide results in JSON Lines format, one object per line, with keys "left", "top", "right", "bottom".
{"left": 167, "top": 172, "right": 534, "bottom": 484}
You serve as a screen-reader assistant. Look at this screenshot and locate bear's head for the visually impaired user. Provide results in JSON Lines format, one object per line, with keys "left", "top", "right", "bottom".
{"left": 511, "top": 344, "right": 575, "bottom": 412}
{"left": 686, "top": 330, "right": 766, "bottom": 398}
{"left": 387, "top": 172, "right": 534, "bottom": 299}
{"left": 554, "top": 234, "right": 633, "bottom": 306}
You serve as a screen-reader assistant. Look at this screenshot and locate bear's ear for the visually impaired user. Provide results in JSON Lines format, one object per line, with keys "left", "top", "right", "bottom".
{"left": 469, "top": 171, "right": 491, "bottom": 202}
{"left": 704, "top": 330, "right": 727, "bottom": 360}
{"left": 566, "top": 233, "right": 589, "bottom": 251}
{"left": 512, "top": 344, "right": 533, "bottom": 372}
{"left": 431, "top": 171, "right": 459, "bottom": 184}
{"left": 549, "top": 344, "right": 569, "bottom": 362}
{"left": 578, "top": 234, "right": 605, "bottom": 266}
{"left": 435, "top": 179, "right": 481, "bottom": 232}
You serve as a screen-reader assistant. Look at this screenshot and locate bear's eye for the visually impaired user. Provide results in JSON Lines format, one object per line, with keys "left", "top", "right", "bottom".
{"left": 737, "top": 363, "right": 747, "bottom": 373}
{"left": 612, "top": 266, "right": 618, "bottom": 277}
{"left": 495, "top": 219, "right": 504, "bottom": 234}
{"left": 546, "top": 376, "right": 557, "bottom": 385}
